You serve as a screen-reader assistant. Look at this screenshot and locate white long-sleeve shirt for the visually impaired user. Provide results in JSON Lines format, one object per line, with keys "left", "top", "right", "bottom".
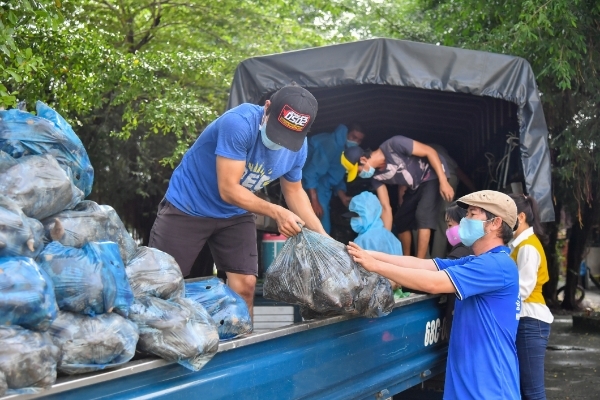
{"left": 509, "top": 227, "right": 554, "bottom": 324}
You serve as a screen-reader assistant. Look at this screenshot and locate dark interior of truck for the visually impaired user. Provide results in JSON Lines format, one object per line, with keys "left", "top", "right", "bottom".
{"left": 261, "top": 84, "right": 522, "bottom": 240}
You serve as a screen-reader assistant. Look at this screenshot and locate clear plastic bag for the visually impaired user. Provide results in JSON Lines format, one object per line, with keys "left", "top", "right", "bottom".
{"left": 0, "top": 152, "right": 83, "bottom": 220}
{"left": 0, "top": 326, "right": 60, "bottom": 395}
{"left": 37, "top": 241, "right": 134, "bottom": 317}
{"left": 0, "top": 257, "right": 58, "bottom": 331}
{"left": 186, "top": 277, "right": 252, "bottom": 340}
{"left": 128, "top": 296, "right": 219, "bottom": 371}
{"left": 0, "top": 101, "right": 94, "bottom": 197}
{"left": 263, "top": 228, "right": 394, "bottom": 319}
{"left": 48, "top": 311, "right": 139, "bottom": 375}
{"left": 0, "top": 195, "right": 45, "bottom": 259}
{"left": 42, "top": 200, "right": 138, "bottom": 264}
{"left": 125, "top": 246, "right": 184, "bottom": 300}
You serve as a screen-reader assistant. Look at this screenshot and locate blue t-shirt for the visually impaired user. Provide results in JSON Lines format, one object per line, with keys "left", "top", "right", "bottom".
{"left": 166, "top": 104, "right": 307, "bottom": 218}
{"left": 434, "top": 246, "right": 521, "bottom": 400}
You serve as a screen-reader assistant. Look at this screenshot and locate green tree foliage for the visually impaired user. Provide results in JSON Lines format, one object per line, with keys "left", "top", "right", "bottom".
{"left": 4, "top": 0, "right": 328, "bottom": 243}
{"left": 0, "top": 0, "right": 60, "bottom": 107}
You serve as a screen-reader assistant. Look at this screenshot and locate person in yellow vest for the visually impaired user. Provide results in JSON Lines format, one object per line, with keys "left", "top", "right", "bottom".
{"left": 509, "top": 194, "right": 553, "bottom": 400}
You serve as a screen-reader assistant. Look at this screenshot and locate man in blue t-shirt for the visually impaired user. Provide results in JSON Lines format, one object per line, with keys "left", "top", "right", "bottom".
{"left": 347, "top": 190, "right": 521, "bottom": 400}
{"left": 149, "top": 85, "right": 326, "bottom": 317}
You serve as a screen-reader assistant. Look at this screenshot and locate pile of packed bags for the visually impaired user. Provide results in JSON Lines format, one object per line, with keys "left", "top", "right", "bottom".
{"left": 263, "top": 227, "right": 395, "bottom": 319}
{"left": 0, "top": 102, "right": 249, "bottom": 396}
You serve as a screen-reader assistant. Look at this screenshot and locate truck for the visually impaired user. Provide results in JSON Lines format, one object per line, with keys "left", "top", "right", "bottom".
{"left": 8, "top": 37, "right": 551, "bottom": 400}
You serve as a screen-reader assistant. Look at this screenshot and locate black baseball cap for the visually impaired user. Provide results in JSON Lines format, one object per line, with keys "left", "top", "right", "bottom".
{"left": 266, "top": 85, "right": 318, "bottom": 152}
{"left": 340, "top": 146, "right": 366, "bottom": 182}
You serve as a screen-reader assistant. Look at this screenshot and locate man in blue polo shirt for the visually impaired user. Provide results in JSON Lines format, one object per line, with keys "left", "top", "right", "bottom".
{"left": 347, "top": 190, "right": 521, "bottom": 399}
{"left": 149, "top": 85, "right": 326, "bottom": 318}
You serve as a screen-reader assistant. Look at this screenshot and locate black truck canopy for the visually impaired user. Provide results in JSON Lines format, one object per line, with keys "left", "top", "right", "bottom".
{"left": 228, "top": 38, "right": 553, "bottom": 222}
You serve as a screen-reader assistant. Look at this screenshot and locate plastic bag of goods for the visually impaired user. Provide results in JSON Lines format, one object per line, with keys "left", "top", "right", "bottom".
{"left": 0, "top": 152, "right": 83, "bottom": 220}
{"left": 42, "top": 200, "right": 138, "bottom": 263}
{"left": 0, "top": 257, "right": 58, "bottom": 331}
{"left": 48, "top": 311, "right": 139, "bottom": 375}
{"left": 125, "top": 246, "right": 184, "bottom": 300}
{"left": 37, "top": 241, "right": 134, "bottom": 317}
{"left": 0, "top": 195, "right": 45, "bottom": 259}
{"left": 186, "top": 277, "right": 252, "bottom": 340}
{"left": 0, "top": 101, "right": 94, "bottom": 197}
{"left": 0, "top": 326, "right": 60, "bottom": 396}
{"left": 128, "top": 296, "right": 219, "bottom": 371}
{"left": 263, "top": 228, "right": 394, "bottom": 319}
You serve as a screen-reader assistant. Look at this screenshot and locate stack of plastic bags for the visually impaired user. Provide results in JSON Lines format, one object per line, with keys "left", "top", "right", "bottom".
{"left": 124, "top": 246, "right": 219, "bottom": 371}
{"left": 0, "top": 102, "right": 146, "bottom": 394}
{"left": 263, "top": 228, "right": 395, "bottom": 319}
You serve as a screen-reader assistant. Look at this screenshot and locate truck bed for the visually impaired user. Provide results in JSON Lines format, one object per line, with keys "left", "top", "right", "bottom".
{"left": 9, "top": 294, "right": 449, "bottom": 400}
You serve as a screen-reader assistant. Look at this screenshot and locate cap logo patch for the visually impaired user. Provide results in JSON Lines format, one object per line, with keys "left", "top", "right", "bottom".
{"left": 278, "top": 104, "right": 311, "bottom": 132}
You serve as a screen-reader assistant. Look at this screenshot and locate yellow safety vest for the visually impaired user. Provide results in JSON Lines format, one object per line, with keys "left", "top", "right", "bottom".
{"left": 510, "top": 234, "right": 549, "bottom": 304}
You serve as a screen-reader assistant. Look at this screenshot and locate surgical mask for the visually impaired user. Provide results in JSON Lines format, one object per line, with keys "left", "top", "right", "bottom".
{"left": 346, "top": 140, "right": 359, "bottom": 148}
{"left": 260, "top": 122, "right": 283, "bottom": 151}
{"left": 445, "top": 225, "right": 461, "bottom": 246}
{"left": 359, "top": 164, "right": 375, "bottom": 179}
{"left": 458, "top": 217, "right": 492, "bottom": 246}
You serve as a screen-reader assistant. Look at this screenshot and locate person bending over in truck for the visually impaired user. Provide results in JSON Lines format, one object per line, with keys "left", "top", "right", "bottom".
{"left": 347, "top": 190, "right": 521, "bottom": 400}
{"left": 149, "top": 84, "right": 327, "bottom": 318}
{"left": 340, "top": 136, "right": 454, "bottom": 258}
{"left": 301, "top": 123, "right": 365, "bottom": 234}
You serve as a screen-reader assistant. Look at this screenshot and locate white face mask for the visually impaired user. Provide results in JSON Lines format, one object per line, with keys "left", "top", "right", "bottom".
{"left": 359, "top": 164, "right": 375, "bottom": 179}
{"left": 260, "top": 121, "right": 283, "bottom": 151}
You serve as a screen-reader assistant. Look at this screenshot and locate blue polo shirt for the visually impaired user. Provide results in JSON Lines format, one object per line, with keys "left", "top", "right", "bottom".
{"left": 434, "top": 246, "right": 521, "bottom": 400}
{"left": 166, "top": 104, "right": 307, "bottom": 218}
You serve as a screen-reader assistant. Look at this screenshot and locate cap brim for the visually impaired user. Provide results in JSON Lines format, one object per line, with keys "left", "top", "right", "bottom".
{"left": 456, "top": 200, "right": 470, "bottom": 209}
{"left": 341, "top": 153, "right": 359, "bottom": 182}
{"left": 342, "top": 211, "right": 359, "bottom": 219}
{"left": 266, "top": 114, "right": 306, "bottom": 152}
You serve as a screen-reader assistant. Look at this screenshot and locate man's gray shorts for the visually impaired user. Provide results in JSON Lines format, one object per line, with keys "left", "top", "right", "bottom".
{"left": 149, "top": 199, "right": 258, "bottom": 277}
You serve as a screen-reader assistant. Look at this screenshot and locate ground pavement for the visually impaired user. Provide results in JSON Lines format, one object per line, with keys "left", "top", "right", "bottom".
{"left": 546, "top": 286, "right": 600, "bottom": 400}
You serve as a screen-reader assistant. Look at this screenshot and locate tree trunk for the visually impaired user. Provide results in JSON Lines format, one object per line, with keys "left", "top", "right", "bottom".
{"left": 542, "top": 202, "right": 560, "bottom": 307}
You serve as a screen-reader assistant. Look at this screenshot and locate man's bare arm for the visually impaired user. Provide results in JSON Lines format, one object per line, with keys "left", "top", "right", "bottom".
{"left": 280, "top": 177, "right": 327, "bottom": 235}
{"left": 216, "top": 156, "right": 303, "bottom": 237}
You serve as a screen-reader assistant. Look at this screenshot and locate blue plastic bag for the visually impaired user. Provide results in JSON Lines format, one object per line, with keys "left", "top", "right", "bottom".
{"left": 0, "top": 101, "right": 94, "bottom": 197}
{"left": 0, "top": 196, "right": 45, "bottom": 259}
{"left": 0, "top": 326, "right": 60, "bottom": 396}
{"left": 48, "top": 311, "right": 139, "bottom": 375}
{"left": 186, "top": 277, "right": 252, "bottom": 340}
{"left": 0, "top": 257, "right": 58, "bottom": 332}
{"left": 128, "top": 296, "right": 219, "bottom": 371}
{"left": 0, "top": 152, "right": 83, "bottom": 220}
{"left": 37, "top": 241, "right": 134, "bottom": 317}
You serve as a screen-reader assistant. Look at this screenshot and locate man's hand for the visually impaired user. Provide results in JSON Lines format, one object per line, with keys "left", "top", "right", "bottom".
{"left": 275, "top": 206, "right": 304, "bottom": 237}
{"left": 310, "top": 199, "right": 324, "bottom": 218}
{"left": 347, "top": 242, "right": 378, "bottom": 272}
{"left": 439, "top": 180, "right": 455, "bottom": 202}
{"left": 338, "top": 191, "right": 352, "bottom": 208}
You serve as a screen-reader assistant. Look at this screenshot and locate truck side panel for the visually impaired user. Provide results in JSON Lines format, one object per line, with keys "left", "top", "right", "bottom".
{"left": 35, "top": 295, "right": 448, "bottom": 400}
